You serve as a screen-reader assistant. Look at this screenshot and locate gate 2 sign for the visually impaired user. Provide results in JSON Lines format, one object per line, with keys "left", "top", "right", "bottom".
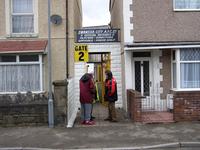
{"left": 74, "top": 44, "right": 89, "bottom": 62}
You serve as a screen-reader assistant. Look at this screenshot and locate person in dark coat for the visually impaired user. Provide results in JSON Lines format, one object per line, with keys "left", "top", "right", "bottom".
{"left": 79, "top": 73, "right": 95, "bottom": 125}
{"left": 104, "top": 70, "right": 118, "bottom": 122}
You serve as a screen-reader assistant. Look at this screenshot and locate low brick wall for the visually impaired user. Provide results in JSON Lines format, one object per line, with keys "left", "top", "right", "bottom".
{"left": 0, "top": 92, "right": 48, "bottom": 126}
{"left": 173, "top": 91, "right": 200, "bottom": 122}
{"left": 127, "top": 89, "right": 142, "bottom": 122}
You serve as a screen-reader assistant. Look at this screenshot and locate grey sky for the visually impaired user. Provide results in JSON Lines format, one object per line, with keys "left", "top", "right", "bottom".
{"left": 82, "top": 0, "right": 110, "bottom": 27}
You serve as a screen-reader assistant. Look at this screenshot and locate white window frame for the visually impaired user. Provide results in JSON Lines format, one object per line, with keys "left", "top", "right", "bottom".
{"left": 173, "top": 0, "right": 200, "bottom": 11}
{"left": 0, "top": 54, "right": 43, "bottom": 94}
{"left": 5, "top": 0, "right": 38, "bottom": 37}
{"left": 172, "top": 49, "right": 200, "bottom": 91}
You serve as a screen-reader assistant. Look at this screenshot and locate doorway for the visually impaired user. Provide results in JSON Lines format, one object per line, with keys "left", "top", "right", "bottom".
{"left": 87, "top": 52, "right": 111, "bottom": 105}
{"left": 133, "top": 58, "right": 151, "bottom": 97}
{"left": 133, "top": 52, "right": 153, "bottom": 111}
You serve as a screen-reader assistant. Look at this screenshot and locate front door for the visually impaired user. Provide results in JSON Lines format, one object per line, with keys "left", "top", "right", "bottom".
{"left": 134, "top": 58, "right": 151, "bottom": 97}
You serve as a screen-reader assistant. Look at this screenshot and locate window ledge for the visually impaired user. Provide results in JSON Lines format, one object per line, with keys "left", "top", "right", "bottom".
{"left": 174, "top": 9, "right": 200, "bottom": 12}
{"left": 6, "top": 33, "right": 39, "bottom": 38}
{"left": 171, "top": 88, "right": 200, "bottom": 92}
{"left": 0, "top": 91, "right": 45, "bottom": 95}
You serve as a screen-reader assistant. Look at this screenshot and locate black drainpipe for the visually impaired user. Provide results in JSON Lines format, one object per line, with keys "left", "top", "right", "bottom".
{"left": 66, "top": 0, "right": 69, "bottom": 78}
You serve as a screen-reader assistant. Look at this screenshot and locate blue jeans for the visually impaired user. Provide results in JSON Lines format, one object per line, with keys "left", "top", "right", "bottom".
{"left": 81, "top": 103, "right": 92, "bottom": 121}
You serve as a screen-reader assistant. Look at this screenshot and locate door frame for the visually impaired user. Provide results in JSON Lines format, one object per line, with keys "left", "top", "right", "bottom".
{"left": 132, "top": 57, "right": 152, "bottom": 96}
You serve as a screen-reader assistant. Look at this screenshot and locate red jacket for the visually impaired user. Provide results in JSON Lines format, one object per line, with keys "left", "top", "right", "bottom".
{"left": 105, "top": 77, "right": 118, "bottom": 102}
{"left": 79, "top": 74, "right": 95, "bottom": 104}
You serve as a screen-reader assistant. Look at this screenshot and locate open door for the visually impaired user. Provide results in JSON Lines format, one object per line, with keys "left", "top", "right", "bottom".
{"left": 87, "top": 53, "right": 111, "bottom": 106}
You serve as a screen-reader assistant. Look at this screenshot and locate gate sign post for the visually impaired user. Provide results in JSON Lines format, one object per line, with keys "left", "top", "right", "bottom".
{"left": 74, "top": 44, "right": 89, "bottom": 62}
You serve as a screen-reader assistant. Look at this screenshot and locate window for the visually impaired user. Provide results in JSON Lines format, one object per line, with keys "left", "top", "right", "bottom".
{"left": 0, "top": 55, "right": 16, "bottom": 62}
{"left": 172, "top": 48, "right": 200, "bottom": 89}
{"left": 19, "top": 55, "right": 39, "bottom": 62}
{"left": 174, "top": 0, "right": 200, "bottom": 10}
{"left": 133, "top": 52, "right": 151, "bottom": 57}
{"left": 5, "top": 0, "right": 38, "bottom": 36}
{"left": 0, "top": 54, "right": 43, "bottom": 92}
{"left": 12, "top": 0, "right": 34, "bottom": 33}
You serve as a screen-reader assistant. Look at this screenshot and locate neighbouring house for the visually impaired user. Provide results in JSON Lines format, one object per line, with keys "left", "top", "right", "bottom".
{"left": 0, "top": 0, "right": 82, "bottom": 126}
{"left": 110, "top": 0, "right": 200, "bottom": 122}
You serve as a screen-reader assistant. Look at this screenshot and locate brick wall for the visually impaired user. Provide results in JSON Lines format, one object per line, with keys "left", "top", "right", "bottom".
{"left": 127, "top": 89, "right": 141, "bottom": 122}
{"left": 173, "top": 91, "right": 200, "bottom": 122}
{"left": 0, "top": 92, "right": 48, "bottom": 126}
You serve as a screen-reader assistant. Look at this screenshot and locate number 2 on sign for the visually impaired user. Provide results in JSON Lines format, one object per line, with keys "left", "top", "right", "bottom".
{"left": 79, "top": 52, "right": 84, "bottom": 61}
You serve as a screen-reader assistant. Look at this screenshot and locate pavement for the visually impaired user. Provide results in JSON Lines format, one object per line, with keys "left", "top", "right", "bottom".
{"left": 1, "top": 104, "right": 200, "bottom": 150}
{"left": 1, "top": 122, "right": 200, "bottom": 150}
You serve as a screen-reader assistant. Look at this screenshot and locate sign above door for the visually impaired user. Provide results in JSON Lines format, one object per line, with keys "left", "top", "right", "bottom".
{"left": 75, "top": 28, "right": 120, "bottom": 43}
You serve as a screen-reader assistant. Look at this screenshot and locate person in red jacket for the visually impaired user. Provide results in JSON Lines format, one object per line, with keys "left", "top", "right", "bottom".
{"left": 79, "top": 73, "right": 95, "bottom": 125}
{"left": 104, "top": 70, "right": 118, "bottom": 122}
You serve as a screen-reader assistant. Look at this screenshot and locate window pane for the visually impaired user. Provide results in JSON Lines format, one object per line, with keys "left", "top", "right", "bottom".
{"left": 0, "top": 65, "right": 18, "bottom": 92}
{"left": 135, "top": 61, "right": 141, "bottom": 93}
{"left": 19, "top": 55, "right": 39, "bottom": 62}
{"left": 175, "top": 0, "right": 200, "bottom": 9}
{"left": 180, "top": 48, "right": 200, "bottom": 61}
{"left": 143, "top": 61, "right": 150, "bottom": 96}
{"left": 0, "top": 64, "right": 40, "bottom": 92}
{"left": 172, "top": 50, "right": 176, "bottom": 61}
{"left": 18, "top": 64, "right": 40, "bottom": 91}
{"left": 133, "top": 52, "right": 151, "bottom": 57}
{"left": 13, "top": 0, "right": 33, "bottom": 13}
{"left": 0, "top": 55, "right": 16, "bottom": 62}
{"left": 173, "top": 63, "right": 177, "bottom": 88}
{"left": 180, "top": 63, "right": 200, "bottom": 88}
{"left": 12, "top": 15, "right": 34, "bottom": 33}
{"left": 89, "top": 54, "right": 101, "bottom": 62}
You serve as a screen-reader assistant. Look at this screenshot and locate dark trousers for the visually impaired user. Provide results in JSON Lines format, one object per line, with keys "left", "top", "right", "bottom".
{"left": 108, "top": 102, "right": 117, "bottom": 120}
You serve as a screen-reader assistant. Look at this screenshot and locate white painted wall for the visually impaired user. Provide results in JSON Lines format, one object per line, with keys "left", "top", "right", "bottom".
{"left": 76, "top": 43, "right": 123, "bottom": 106}
{"left": 67, "top": 78, "right": 75, "bottom": 127}
{"left": 125, "top": 51, "right": 133, "bottom": 90}
{"left": 124, "top": 49, "right": 167, "bottom": 111}
{"left": 67, "top": 43, "right": 122, "bottom": 127}
{"left": 87, "top": 43, "right": 122, "bottom": 107}
{"left": 151, "top": 50, "right": 162, "bottom": 96}
{"left": 123, "top": 0, "right": 134, "bottom": 44}
{"left": 67, "top": 63, "right": 86, "bottom": 128}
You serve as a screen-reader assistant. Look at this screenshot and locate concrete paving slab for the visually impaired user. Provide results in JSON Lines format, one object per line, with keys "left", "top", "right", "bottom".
{"left": 0, "top": 122, "right": 200, "bottom": 149}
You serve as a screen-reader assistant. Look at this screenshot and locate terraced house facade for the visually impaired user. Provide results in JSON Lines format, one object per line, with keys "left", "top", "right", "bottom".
{"left": 0, "top": 0, "right": 82, "bottom": 126}
{"left": 110, "top": 0, "right": 200, "bottom": 122}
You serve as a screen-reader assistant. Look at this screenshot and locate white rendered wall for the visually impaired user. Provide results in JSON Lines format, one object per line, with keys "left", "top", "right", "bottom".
{"left": 67, "top": 63, "right": 86, "bottom": 128}
{"left": 67, "top": 78, "right": 77, "bottom": 127}
{"left": 124, "top": 49, "right": 165, "bottom": 111}
{"left": 67, "top": 78, "right": 75, "bottom": 127}
{"left": 76, "top": 44, "right": 122, "bottom": 103}
{"left": 123, "top": 0, "right": 134, "bottom": 44}
{"left": 68, "top": 43, "right": 122, "bottom": 127}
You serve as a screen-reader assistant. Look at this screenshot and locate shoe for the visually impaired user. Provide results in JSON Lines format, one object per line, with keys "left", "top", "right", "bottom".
{"left": 90, "top": 116, "right": 95, "bottom": 121}
{"left": 84, "top": 120, "right": 95, "bottom": 125}
{"left": 104, "top": 118, "right": 112, "bottom": 121}
{"left": 81, "top": 121, "right": 85, "bottom": 125}
{"left": 91, "top": 116, "right": 95, "bottom": 119}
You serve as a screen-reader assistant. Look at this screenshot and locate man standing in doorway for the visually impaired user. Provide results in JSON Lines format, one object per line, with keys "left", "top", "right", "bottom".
{"left": 104, "top": 70, "right": 118, "bottom": 122}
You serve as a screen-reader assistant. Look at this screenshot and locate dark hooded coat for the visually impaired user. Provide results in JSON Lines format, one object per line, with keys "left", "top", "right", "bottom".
{"left": 79, "top": 73, "right": 95, "bottom": 104}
